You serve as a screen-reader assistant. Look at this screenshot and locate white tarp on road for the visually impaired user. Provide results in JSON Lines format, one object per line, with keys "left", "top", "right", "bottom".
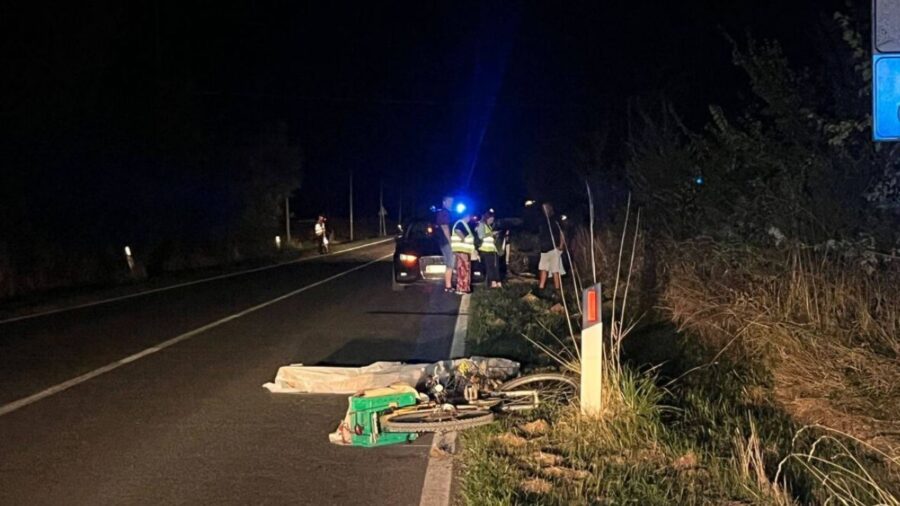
{"left": 262, "top": 357, "right": 520, "bottom": 394}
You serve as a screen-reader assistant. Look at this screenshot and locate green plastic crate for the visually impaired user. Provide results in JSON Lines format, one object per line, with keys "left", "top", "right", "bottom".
{"left": 347, "top": 385, "right": 419, "bottom": 447}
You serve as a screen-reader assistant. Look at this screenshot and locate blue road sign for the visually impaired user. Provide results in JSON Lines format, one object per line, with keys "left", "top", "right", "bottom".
{"left": 874, "top": 56, "right": 900, "bottom": 141}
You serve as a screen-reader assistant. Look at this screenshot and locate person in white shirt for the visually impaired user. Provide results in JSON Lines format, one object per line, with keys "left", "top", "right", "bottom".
{"left": 538, "top": 203, "right": 565, "bottom": 290}
{"left": 314, "top": 215, "right": 329, "bottom": 254}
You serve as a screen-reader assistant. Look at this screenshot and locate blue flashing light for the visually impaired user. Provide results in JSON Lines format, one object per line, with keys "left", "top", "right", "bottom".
{"left": 694, "top": 176, "right": 705, "bottom": 186}
{"left": 455, "top": 202, "right": 467, "bottom": 214}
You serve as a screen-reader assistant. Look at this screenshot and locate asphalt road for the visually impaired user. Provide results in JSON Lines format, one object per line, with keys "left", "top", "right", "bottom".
{"left": 0, "top": 242, "right": 462, "bottom": 505}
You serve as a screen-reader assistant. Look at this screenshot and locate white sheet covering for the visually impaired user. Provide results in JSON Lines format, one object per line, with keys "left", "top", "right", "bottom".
{"left": 262, "top": 357, "right": 520, "bottom": 394}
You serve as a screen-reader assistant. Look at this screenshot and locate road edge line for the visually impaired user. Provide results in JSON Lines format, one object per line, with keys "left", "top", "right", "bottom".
{"left": 419, "top": 292, "right": 470, "bottom": 506}
{"left": 0, "top": 254, "right": 392, "bottom": 417}
{"left": 449, "top": 293, "right": 469, "bottom": 359}
{"left": 419, "top": 431, "right": 458, "bottom": 506}
{"left": 0, "top": 238, "right": 393, "bottom": 325}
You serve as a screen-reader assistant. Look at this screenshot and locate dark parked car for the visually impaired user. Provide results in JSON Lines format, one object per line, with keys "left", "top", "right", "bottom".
{"left": 392, "top": 219, "right": 484, "bottom": 290}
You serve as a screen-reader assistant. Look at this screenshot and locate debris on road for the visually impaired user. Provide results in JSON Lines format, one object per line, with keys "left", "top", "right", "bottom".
{"left": 263, "top": 357, "right": 520, "bottom": 448}
{"left": 328, "top": 384, "right": 421, "bottom": 447}
{"left": 263, "top": 361, "right": 424, "bottom": 394}
{"left": 429, "top": 431, "right": 457, "bottom": 458}
{"left": 262, "top": 357, "right": 519, "bottom": 394}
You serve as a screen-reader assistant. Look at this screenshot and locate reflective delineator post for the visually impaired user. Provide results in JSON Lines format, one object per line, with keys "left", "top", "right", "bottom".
{"left": 581, "top": 283, "right": 603, "bottom": 417}
{"left": 124, "top": 246, "right": 135, "bottom": 274}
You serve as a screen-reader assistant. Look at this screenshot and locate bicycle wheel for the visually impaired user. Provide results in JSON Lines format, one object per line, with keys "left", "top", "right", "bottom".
{"left": 380, "top": 405, "right": 494, "bottom": 433}
{"left": 497, "top": 373, "right": 579, "bottom": 411}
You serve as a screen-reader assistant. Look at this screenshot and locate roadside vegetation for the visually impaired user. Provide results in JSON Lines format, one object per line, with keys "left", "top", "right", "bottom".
{"left": 460, "top": 10, "right": 899, "bottom": 504}
{"left": 0, "top": 123, "right": 304, "bottom": 301}
{"left": 462, "top": 232, "right": 900, "bottom": 505}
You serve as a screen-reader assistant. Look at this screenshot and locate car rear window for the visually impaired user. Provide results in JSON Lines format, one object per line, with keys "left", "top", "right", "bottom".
{"left": 406, "top": 222, "right": 435, "bottom": 239}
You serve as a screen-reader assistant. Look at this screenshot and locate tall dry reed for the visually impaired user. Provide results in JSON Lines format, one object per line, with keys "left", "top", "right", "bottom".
{"left": 661, "top": 239, "right": 900, "bottom": 455}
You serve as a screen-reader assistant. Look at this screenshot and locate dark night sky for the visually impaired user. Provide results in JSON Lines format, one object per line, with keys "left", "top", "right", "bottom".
{"left": 1, "top": 0, "right": 853, "bottom": 239}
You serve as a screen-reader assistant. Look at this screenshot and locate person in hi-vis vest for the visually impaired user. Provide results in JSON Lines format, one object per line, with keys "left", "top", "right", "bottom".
{"left": 450, "top": 214, "right": 477, "bottom": 294}
{"left": 476, "top": 210, "right": 502, "bottom": 288}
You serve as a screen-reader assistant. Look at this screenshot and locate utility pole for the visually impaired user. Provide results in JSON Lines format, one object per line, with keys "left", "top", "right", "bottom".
{"left": 349, "top": 171, "right": 354, "bottom": 241}
{"left": 284, "top": 195, "right": 291, "bottom": 245}
{"left": 398, "top": 187, "right": 402, "bottom": 226}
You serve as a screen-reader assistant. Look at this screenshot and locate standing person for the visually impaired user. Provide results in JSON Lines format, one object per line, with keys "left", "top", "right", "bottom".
{"left": 538, "top": 202, "right": 566, "bottom": 290}
{"left": 451, "top": 214, "right": 476, "bottom": 294}
{"left": 476, "top": 210, "right": 501, "bottom": 288}
{"left": 435, "top": 195, "right": 456, "bottom": 292}
{"left": 314, "top": 215, "right": 329, "bottom": 254}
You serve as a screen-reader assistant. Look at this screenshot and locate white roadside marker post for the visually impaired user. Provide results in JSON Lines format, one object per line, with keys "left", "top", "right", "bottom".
{"left": 581, "top": 283, "right": 603, "bottom": 417}
{"left": 124, "top": 246, "right": 135, "bottom": 274}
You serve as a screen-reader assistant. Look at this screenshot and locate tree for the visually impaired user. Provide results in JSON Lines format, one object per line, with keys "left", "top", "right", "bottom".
{"left": 627, "top": 12, "right": 900, "bottom": 247}
{"left": 230, "top": 122, "right": 303, "bottom": 247}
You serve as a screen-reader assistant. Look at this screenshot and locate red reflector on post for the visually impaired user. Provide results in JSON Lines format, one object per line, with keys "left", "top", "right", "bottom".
{"left": 586, "top": 289, "right": 598, "bottom": 323}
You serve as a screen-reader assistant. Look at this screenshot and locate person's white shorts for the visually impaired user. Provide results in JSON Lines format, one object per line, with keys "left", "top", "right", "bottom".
{"left": 539, "top": 249, "right": 566, "bottom": 275}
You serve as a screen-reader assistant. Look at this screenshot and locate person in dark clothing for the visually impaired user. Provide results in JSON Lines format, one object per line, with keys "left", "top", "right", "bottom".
{"left": 476, "top": 210, "right": 502, "bottom": 288}
{"left": 435, "top": 195, "right": 455, "bottom": 292}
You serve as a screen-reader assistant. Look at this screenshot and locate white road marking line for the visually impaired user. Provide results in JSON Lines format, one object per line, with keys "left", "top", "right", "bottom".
{"left": 449, "top": 293, "right": 470, "bottom": 359}
{"left": 0, "top": 238, "right": 393, "bottom": 325}
{"left": 419, "top": 431, "right": 458, "bottom": 506}
{"left": 419, "top": 292, "right": 470, "bottom": 506}
{"left": 0, "top": 254, "right": 393, "bottom": 417}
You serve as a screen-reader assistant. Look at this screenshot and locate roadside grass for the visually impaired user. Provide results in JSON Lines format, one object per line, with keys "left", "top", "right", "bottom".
{"left": 660, "top": 335, "right": 899, "bottom": 504}
{"left": 467, "top": 282, "right": 570, "bottom": 368}
{"left": 459, "top": 347, "right": 789, "bottom": 505}
{"left": 461, "top": 279, "right": 899, "bottom": 504}
{"left": 464, "top": 283, "right": 773, "bottom": 504}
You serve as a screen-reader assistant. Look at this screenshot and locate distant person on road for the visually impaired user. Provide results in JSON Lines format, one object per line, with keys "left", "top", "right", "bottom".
{"left": 315, "top": 215, "right": 329, "bottom": 254}
{"left": 435, "top": 195, "right": 456, "bottom": 292}
{"left": 476, "top": 210, "right": 502, "bottom": 288}
{"left": 451, "top": 213, "right": 477, "bottom": 294}
{"left": 538, "top": 202, "right": 565, "bottom": 290}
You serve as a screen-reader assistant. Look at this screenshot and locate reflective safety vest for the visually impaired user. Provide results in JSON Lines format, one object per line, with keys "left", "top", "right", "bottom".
{"left": 450, "top": 220, "right": 475, "bottom": 254}
{"left": 478, "top": 223, "right": 497, "bottom": 253}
